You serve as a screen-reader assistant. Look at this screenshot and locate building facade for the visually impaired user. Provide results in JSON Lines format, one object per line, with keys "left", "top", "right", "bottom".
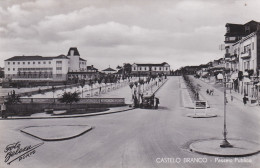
{"left": 131, "top": 62, "right": 170, "bottom": 76}
{"left": 224, "top": 20, "right": 260, "bottom": 97}
{"left": 4, "top": 47, "right": 87, "bottom": 82}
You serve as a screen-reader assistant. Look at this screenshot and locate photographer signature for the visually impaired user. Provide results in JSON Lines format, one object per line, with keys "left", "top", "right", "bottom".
{"left": 4, "top": 141, "right": 44, "bottom": 165}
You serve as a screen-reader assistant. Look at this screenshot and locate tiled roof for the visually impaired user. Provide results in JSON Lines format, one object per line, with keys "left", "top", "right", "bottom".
{"left": 67, "top": 47, "right": 80, "bottom": 56}
{"left": 5, "top": 55, "right": 68, "bottom": 61}
{"left": 87, "top": 66, "right": 98, "bottom": 70}
{"left": 134, "top": 62, "right": 169, "bottom": 66}
{"left": 102, "top": 67, "right": 116, "bottom": 71}
{"left": 80, "top": 58, "right": 86, "bottom": 61}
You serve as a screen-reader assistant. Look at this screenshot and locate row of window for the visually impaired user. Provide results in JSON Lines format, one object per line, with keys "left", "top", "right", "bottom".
{"left": 133, "top": 67, "right": 169, "bottom": 71}
{"left": 232, "top": 42, "right": 254, "bottom": 55}
{"left": 226, "top": 25, "right": 250, "bottom": 33}
{"left": 8, "top": 61, "right": 52, "bottom": 65}
{"left": 18, "top": 68, "right": 53, "bottom": 71}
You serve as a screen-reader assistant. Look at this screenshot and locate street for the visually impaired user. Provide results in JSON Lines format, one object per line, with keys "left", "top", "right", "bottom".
{"left": 0, "top": 76, "right": 259, "bottom": 168}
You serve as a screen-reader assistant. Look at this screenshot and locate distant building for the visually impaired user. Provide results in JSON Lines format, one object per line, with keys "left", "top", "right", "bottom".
{"left": 67, "top": 65, "right": 99, "bottom": 81}
{"left": 131, "top": 62, "right": 170, "bottom": 76}
{"left": 102, "top": 67, "right": 117, "bottom": 74}
{"left": 4, "top": 47, "right": 87, "bottom": 82}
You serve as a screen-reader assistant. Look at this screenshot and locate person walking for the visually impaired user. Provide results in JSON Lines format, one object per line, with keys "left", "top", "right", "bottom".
{"left": 155, "top": 97, "right": 160, "bottom": 109}
{"left": 243, "top": 95, "right": 247, "bottom": 105}
{"left": 1, "top": 103, "right": 7, "bottom": 118}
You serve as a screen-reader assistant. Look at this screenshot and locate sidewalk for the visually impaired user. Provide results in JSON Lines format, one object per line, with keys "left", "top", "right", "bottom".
{"left": 197, "top": 77, "right": 260, "bottom": 109}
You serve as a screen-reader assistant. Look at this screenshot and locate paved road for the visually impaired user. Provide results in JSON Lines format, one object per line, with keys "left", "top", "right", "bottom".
{"left": 0, "top": 76, "right": 259, "bottom": 168}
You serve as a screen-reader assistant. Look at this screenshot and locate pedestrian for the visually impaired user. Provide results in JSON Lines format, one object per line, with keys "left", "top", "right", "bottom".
{"left": 206, "top": 89, "right": 209, "bottom": 95}
{"left": 231, "top": 95, "right": 233, "bottom": 102}
{"left": 211, "top": 89, "right": 214, "bottom": 95}
{"left": 155, "top": 97, "right": 160, "bottom": 109}
{"left": 150, "top": 96, "right": 154, "bottom": 109}
{"left": 243, "top": 95, "right": 247, "bottom": 105}
{"left": 1, "top": 103, "right": 7, "bottom": 118}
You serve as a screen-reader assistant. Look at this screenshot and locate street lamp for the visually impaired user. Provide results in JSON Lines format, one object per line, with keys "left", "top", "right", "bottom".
{"left": 80, "top": 80, "right": 85, "bottom": 98}
{"left": 220, "top": 71, "right": 233, "bottom": 148}
{"left": 52, "top": 86, "right": 55, "bottom": 103}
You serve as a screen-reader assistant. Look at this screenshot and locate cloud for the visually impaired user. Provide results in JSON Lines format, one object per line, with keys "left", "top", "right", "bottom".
{"left": 0, "top": 0, "right": 260, "bottom": 70}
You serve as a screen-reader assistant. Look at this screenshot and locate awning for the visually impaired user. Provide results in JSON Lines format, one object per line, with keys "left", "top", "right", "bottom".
{"left": 243, "top": 72, "right": 248, "bottom": 76}
{"left": 243, "top": 77, "right": 251, "bottom": 83}
{"left": 231, "top": 73, "right": 238, "bottom": 80}
{"left": 217, "top": 74, "right": 223, "bottom": 80}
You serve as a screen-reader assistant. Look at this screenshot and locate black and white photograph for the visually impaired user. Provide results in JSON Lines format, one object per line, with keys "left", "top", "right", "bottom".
{"left": 0, "top": 0, "right": 260, "bottom": 167}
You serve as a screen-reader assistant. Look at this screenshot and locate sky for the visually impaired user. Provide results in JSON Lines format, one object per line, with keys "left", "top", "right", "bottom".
{"left": 0, "top": 0, "right": 260, "bottom": 71}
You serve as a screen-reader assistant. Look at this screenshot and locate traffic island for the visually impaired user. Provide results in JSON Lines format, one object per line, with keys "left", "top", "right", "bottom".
{"left": 186, "top": 112, "right": 217, "bottom": 118}
{"left": 20, "top": 125, "right": 92, "bottom": 141}
{"left": 189, "top": 139, "right": 260, "bottom": 157}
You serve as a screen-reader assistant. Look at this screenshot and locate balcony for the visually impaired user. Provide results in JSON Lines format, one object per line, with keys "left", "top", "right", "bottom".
{"left": 241, "top": 50, "right": 251, "bottom": 59}
{"left": 224, "top": 53, "right": 231, "bottom": 61}
{"left": 230, "top": 54, "right": 238, "bottom": 62}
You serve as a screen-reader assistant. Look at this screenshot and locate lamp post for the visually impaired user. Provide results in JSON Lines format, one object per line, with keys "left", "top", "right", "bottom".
{"left": 220, "top": 71, "right": 233, "bottom": 148}
{"left": 52, "top": 86, "right": 55, "bottom": 103}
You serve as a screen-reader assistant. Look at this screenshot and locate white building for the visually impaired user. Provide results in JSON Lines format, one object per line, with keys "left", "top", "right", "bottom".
{"left": 233, "top": 31, "right": 260, "bottom": 96}
{"left": 102, "top": 67, "right": 117, "bottom": 74}
{"left": 131, "top": 62, "right": 170, "bottom": 76}
{"left": 4, "top": 47, "right": 87, "bottom": 82}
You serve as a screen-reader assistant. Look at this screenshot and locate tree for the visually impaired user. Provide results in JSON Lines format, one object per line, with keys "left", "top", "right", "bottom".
{"left": 6, "top": 92, "right": 21, "bottom": 105}
{"left": 58, "top": 91, "right": 80, "bottom": 112}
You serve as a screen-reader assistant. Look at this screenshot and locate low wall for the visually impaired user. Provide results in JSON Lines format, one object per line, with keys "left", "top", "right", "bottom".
{"left": 6, "top": 98, "right": 125, "bottom": 115}
{"left": 19, "top": 98, "right": 125, "bottom": 104}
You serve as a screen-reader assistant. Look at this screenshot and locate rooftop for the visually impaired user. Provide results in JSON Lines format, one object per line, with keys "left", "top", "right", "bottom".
{"left": 102, "top": 67, "right": 116, "bottom": 71}
{"left": 133, "top": 62, "right": 169, "bottom": 66}
{"left": 5, "top": 55, "right": 69, "bottom": 61}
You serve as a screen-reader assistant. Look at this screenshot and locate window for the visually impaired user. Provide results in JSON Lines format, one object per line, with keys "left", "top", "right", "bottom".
{"left": 43, "top": 61, "right": 46, "bottom": 64}
{"left": 245, "top": 25, "right": 250, "bottom": 33}
{"left": 49, "top": 61, "right": 51, "bottom": 64}
{"left": 33, "top": 62, "right": 35, "bottom": 64}
{"left": 18, "top": 62, "right": 20, "bottom": 65}
{"left": 38, "top": 62, "right": 41, "bottom": 64}
{"left": 144, "top": 67, "right": 146, "bottom": 70}
{"left": 159, "top": 68, "right": 161, "bottom": 70}
{"left": 56, "top": 67, "right": 62, "bottom": 70}
{"left": 8, "top": 68, "right": 10, "bottom": 71}
{"left": 28, "top": 62, "right": 30, "bottom": 64}
{"left": 134, "top": 68, "right": 136, "bottom": 70}
{"left": 225, "top": 37, "right": 229, "bottom": 41}
{"left": 166, "top": 68, "right": 168, "bottom": 70}
{"left": 13, "top": 68, "right": 15, "bottom": 71}
{"left": 226, "top": 27, "right": 230, "bottom": 33}
{"left": 155, "top": 67, "right": 157, "bottom": 70}
{"left": 139, "top": 67, "right": 142, "bottom": 70}
{"left": 252, "top": 42, "right": 254, "bottom": 50}
{"left": 13, "top": 62, "right": 15, "bottom": 65}
{"left": 8, "top": 62, "right": 10, "bottom": 65}
{"left": 23, "top": 62, "right": 25, "bottom": 64}
{"left": 244, "top": 44, "right": 251, "bottom": 53}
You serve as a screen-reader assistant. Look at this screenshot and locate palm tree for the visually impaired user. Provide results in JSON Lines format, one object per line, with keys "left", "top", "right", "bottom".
{"left": 58, "top": 91, "right": 80, "bottom": 112}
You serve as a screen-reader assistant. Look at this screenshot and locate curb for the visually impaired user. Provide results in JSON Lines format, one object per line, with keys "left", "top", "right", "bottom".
{"left": 1, "top": 106, "right": 135, "bottom": 120}
{"left": 20, "top": 125, "right": 92, "bottom": 141}
{"left": 189, "top": 138, "right": 260, "bottom": 157}
{"left": 153, "top": 79, "right": 168, "bottom": 94}
{"left": 186, "top": 113, "right": 217, "bottom": 118}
